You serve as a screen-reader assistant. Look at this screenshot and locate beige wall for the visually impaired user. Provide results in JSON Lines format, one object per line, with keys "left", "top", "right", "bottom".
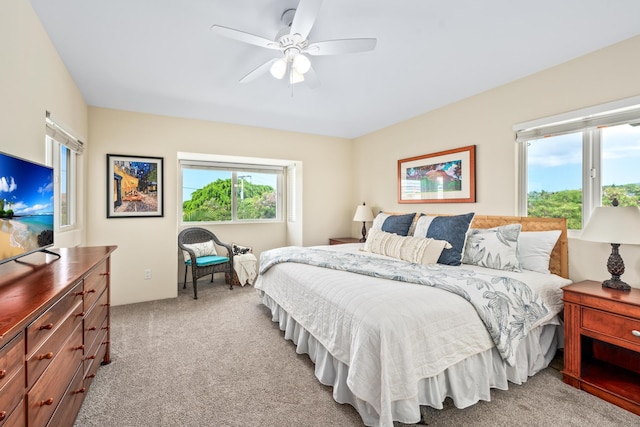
{"left": 86, "top": 108, "right": 353, "bottom": 305}
{"left": 353, "top": 35, "right": 640, "bottom": 288}
{"left": 0, "top": 0, "right": 87, "bottom": 248}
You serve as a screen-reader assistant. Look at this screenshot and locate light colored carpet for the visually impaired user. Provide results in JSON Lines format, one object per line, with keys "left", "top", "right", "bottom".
{"left": 74, "top": 278, "right": 639, "bottom": 426}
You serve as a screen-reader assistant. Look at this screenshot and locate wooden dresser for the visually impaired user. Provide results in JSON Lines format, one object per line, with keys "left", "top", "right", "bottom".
{"left": 562, "top": 280, "right": 640, "bottom": 415}
{"left": 0, "top": 246, "right": 117, "bottom": 427}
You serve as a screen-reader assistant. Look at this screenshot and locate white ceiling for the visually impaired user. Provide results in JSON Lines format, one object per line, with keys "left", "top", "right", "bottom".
{"left": 29, "top": 0, "right": 640, "bottom": 139}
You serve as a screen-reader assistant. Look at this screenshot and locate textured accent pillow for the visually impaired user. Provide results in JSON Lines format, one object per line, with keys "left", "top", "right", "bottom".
{"left": 363, "top": 228, "right": 452, "bottom": 264}
{"left": 232, "top": 243, "right": 252, "bottom": 256}
{"left": 370, "top": 212, "right": 416, "bottom": 236}
{"left": 462, "top": 224, "right": 522, "bottom": 271}
{"left": 182, "top": 241, "right": 217, "bottom": 261}
{"left": 413, "top": 213, "right": 475, "bottom": 266}
{"left": 518, "top": 230, "right": 561, "bottom": 274}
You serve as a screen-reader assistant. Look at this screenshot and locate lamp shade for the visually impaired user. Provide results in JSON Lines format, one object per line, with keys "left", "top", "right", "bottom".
{"left": 581, "top": 206, "right": 640, "bottom": 244}
{"left": 353, "top": 205, "right": 374, "bottom": 222}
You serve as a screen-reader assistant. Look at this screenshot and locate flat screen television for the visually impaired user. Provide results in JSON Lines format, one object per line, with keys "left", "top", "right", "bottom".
{"left": 0, "top": 151, "right": 55, "bottom": 264}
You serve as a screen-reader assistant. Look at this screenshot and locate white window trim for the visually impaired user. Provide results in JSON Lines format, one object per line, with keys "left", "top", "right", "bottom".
{"left": 178, "top": 152, "right": 293, "bottom": 225}
{"left": 45, "top": 115, "right": 83, "bottom": 232}
{"left": 515, "top": 97, "right": 640, "bottom": 232}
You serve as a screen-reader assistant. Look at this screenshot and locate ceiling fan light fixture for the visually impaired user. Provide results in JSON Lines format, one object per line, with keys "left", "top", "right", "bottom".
{"left": 290, "top": 68, "right": 305, "bottom": 84}
{"left": 270, "top": 58, "right": 287, "bottom": 79}
{"left": 292, "top": 53, "right": 311, "bottom": 74}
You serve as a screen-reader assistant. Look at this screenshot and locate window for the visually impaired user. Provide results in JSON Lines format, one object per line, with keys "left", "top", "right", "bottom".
{"left": 180, "top": 160, "right": 284, "bottom": 223}
{"left": 516, "top": 99, "right": 640, "bottom": 230}
{"left": 45, "top": 115, "right": 82, "bottom": 230}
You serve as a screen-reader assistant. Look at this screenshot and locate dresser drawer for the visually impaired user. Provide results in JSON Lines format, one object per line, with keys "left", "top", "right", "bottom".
{"left": 0, "top": 332, "right": 23, "bottom": 392}
{"left": 83, "top": 262, "right": 109, "bottom": 312}
{"left": 46, "top": 365, "right": 85, "bottom": 427}
{"left": 0, "top": 366, "right": 24, "bottom": 426}
{"left": 582, "top": 307, "right": 640, "bottom": 351}
{"left": 0, "top": 398, "right": 24, "bottom": 427}
{"left": 84, "top": 324, "right": 108, "bottom": 382}
{"left": 26, "top": 301, "right": 83, "bottom": 389}
{"left": 27, "top": 325, "right": 83, "bottom": 427}
{"left": 84, "top": 289, "right": 109, "bottom": 354}
{"left": 26, "top": 283, "right": 83, "bottom": 355}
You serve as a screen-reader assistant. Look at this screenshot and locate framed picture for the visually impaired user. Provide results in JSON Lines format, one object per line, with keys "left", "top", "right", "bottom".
{"left": 107, "top": 154, "right": 164, "bottom": 218}
{"left": 398, "top": 145, "right": 475, "bottom": 203}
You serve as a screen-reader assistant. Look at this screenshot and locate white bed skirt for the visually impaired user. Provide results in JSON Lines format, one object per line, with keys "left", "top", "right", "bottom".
{"left": 259, "top": 291, "right": 563, "bottom": 427}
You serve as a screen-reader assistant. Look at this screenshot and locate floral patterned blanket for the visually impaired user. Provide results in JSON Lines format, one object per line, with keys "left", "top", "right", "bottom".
{"left": 260, "top": 246, "right": 549, "bottom": 365}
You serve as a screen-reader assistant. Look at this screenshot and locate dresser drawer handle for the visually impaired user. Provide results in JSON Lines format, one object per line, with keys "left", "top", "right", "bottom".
{"left": 99, "top": 272, "right": 110, "bottom": 276}
{"left": 39, "top": 398, "right": 54, "bottom": 407}
{"left": 0, "top": 410, "right": 6, "bottom": 421}
{"left": 75, "top": 290, "right": 86, "bottom": 296}
{"left": 86, "top": 355, "right": 96, "bottom": 360}
{"left": 87, "top": 289, "right": 97, "bottom": 294}
{"left": 73, "top": 387, "right": 86, "bottom": 394}
{"left": 87, "top": 326, "right": 97, "bottom": 331}
{"left": 633, "top": 330, "right": 640, "bottom": 337}
{"left": 87, "top": 373, "right": 96, "bottom": 379}
{"left": 37, "top": 352, "right": 54, "bottom": 361}
{"left": 73, "top": 344, "right": 85, "bottom": 351}
{"left": 38, "top": 323, "right": 54, "bottom": 331}
{"left": 0, "top": 369, "right": 5, "bottom": 379}
{"left": 75, "top": 312, "right": 86, "bottom": 318}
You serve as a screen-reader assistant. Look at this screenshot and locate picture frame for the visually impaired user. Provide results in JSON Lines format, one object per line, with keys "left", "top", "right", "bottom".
{"left": 107, "top": 154, "right": 164, "bottom": 218}
{"left": 398, "top": 145, "right": 475, "bottom": 203}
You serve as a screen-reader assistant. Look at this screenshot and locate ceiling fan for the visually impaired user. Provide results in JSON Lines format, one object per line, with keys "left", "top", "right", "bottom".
{"left": 211, "top": 0, "right": 377, "bottom": 88}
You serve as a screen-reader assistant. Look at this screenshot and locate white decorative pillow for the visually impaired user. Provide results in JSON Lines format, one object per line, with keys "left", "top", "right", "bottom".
{"left": 363, "top": 228, "right": 452, "bottom": 264}
{"left": 182, "top": 240, "right": 217, "bottom": 260}
{"left": 518, "top": 230, "right": 561, "bottom": 274}
{"left": 462, "top": 224, "right": 522, "bottom": 272}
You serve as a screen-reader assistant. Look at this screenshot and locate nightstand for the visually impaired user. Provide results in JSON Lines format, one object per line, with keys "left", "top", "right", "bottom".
{"left": 562, "top": 280, "right": 640, "bottom": 415}
{"left": 329, "top": 237, "right": 361, "bottom": 245}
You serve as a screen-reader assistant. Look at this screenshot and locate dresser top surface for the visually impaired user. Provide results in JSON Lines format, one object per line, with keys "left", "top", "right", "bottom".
{"left": 0, "top": 246, "right": 117, "bottom": 342}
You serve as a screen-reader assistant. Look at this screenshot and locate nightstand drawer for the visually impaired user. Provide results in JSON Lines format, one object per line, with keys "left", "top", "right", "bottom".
{"left": 582, "top": 307, "right": 640, "bottom": 351}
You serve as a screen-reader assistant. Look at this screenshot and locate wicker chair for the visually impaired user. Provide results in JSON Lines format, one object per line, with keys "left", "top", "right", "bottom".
{"left": 178, "top": 227, "right": 233, "bottom": 299}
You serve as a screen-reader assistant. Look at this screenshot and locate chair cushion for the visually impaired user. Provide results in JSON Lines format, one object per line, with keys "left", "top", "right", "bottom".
{"left": 185, "top": 255, "right": 229, "bottom": 267}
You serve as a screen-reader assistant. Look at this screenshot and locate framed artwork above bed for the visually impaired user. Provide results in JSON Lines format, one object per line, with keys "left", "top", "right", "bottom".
{"left": 398, "top": 145, "right": 475, "bottom": 203}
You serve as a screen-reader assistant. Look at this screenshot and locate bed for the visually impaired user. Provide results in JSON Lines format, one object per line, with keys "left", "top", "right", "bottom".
{"left": 254, "top": 214, "right": 570, "bottom": 426}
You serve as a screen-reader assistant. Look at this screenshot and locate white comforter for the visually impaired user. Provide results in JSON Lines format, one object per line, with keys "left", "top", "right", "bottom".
{"left": 254, "top": 243, "right": 571, "bottom": 426}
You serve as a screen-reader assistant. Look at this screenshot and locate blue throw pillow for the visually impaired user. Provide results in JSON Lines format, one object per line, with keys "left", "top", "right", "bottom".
{"left": 382, "top": 213, "right": 416, "bottom": 236}
{"left": 414, "top": 213, "right": 475, "bottom": 266}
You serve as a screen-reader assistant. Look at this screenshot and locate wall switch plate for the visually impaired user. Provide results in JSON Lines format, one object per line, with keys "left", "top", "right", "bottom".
{"left": 144, "top": 269, "right": 152, "bottom": 280}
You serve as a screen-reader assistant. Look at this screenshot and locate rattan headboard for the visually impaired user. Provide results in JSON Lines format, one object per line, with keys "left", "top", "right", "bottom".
{"left": 384, "top": 213, "right": 569, "bottom": 278}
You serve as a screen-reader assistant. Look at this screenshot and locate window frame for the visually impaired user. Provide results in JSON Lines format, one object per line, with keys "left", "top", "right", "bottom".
{"left": 45, "top": 118, "right": 82, "bottom": 232}
{"left": 179, "top": 158, "right": 286, "bottom": 225}
{"left": 515, "top": 97, "right": 640, "bottom": 232}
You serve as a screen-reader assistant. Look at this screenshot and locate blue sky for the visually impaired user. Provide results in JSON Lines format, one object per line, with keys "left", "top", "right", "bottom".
{"left": 0, "top": 153, "right": 54, "bottom": 215}
{"left": 528, "top": 125, "right": 640, "bottom": 192}
{"left": 182, "top": 169, "right": 276, "bottom": 202}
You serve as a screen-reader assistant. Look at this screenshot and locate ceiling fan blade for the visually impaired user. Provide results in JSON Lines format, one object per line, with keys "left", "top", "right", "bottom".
{"left": 305, "top": 38, "right": 377, "bottom": 56}
{"left": 239, "top": 58, "right": 279, "bottom": 83}
{"left": 289, "top": 0, "right": 323, "bottom": 39}
{"left": 303, "top": 66, "right": 321, "bottom": 89}
{"left": 211, "top": 25, "right": 279, "bottom": 50}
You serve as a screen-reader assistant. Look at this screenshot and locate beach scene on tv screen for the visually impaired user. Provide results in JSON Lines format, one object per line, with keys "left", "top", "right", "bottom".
{"left": 0, "top": 154, "right": 54, "bottom": 261}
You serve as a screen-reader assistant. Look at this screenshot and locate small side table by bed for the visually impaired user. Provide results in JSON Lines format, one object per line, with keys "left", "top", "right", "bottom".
{"left": 329, "top": 237, "right": 361, "bottom": 245}
{"left": 562, "top": 280, "right": 640, "bottom": 415}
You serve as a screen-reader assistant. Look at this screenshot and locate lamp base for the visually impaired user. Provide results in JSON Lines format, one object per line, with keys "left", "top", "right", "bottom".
{"left": 360, "top": 221, "right": 367, "bottom": 243}
{"left": 602, "top": 278, "right": 631, "bottom": 291}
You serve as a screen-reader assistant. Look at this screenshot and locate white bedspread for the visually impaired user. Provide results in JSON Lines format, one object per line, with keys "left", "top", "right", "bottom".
{"left": 254, "top": 243, "right": 571, "bottom": 426}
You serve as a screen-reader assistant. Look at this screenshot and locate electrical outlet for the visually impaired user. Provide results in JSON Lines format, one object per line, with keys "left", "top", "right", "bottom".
{"left": 144, "top": 269, "right": 152, "bottom": 280}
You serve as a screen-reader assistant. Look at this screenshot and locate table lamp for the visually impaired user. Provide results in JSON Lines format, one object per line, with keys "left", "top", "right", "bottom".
{"left": 353, "top": 202, "right": 374, "bottom": 242}
{"left": 580, "top": 199, "right": 640, "bottom": 291}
